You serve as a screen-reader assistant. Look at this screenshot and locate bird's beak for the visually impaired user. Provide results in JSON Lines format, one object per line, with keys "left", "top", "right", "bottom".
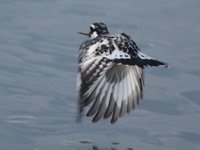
{"left": 75, "top": 31, "right": 90, "bottom": 36}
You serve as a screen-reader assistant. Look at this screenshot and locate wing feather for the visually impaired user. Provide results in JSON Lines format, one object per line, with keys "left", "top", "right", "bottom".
{"left": 103, "top": 93, "right": 115, "bottom": 119}
{"left": 111, "top": 102, "right": 121, "bottom": 124}
{"left": 86, "top": 76, "right": 108, "bottom": 116}
{"left": 129, "top": 67, "right": 140, "bottom": 108}
{"left": 119, "top": 69, "right": 128, "bottom": 118}
{"left": 103, "top": 76, "right": 119, "bottom": 119}
{"left": 126, "top": 68, "right": 134, "bottom": 113}
{"left": 92, "top": 82, "right": 114, "bottom": 122}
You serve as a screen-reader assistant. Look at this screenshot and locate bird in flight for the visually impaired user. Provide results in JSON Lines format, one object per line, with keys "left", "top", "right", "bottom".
{"left": 76, "top": 22, "right": 169, "bottom": 124}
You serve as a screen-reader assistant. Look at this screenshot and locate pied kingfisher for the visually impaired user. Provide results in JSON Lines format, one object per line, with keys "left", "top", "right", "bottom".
{"left": 77, "top": 22, "right": 169, "bottom": 124}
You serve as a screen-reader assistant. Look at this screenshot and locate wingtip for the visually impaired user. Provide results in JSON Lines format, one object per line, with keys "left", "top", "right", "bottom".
{"left": 92, "top": 119, "right": 99, "bottom": 123}
{"left": 165, "top": 63, "right": 170, "bottom": 68}
{"left": 160, "top": 63, "right": 170, "bottom": 68}
{"left": 110, "top": 119, "right": 117, "bottom": 124}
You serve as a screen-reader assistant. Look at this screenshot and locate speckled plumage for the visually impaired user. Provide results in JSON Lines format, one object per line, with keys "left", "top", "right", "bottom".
{"left": 77, "top": 22, "right": 169, "bottom": 124}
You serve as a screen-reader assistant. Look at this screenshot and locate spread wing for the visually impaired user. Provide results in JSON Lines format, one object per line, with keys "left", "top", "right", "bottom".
{"left": 77, "top": 34, "right": 168, "bottom": 123}
{"left": 85, "top": 64, "right": 144, "bottom": 124}
{"left": 77, "top": 38, "right": 114, "bottom": 122}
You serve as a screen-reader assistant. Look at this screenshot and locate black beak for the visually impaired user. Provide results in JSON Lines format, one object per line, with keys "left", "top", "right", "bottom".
{"left": 75, "top": 31, "right": 90, "bottom": 36}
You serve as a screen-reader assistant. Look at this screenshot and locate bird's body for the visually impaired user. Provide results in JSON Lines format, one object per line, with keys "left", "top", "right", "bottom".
{"left": 77, "top": 22, "right": 168, "bottom": 124}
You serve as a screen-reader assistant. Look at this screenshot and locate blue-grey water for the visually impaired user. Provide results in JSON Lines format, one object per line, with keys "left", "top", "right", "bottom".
{"left": 0, "top": 0, "right": 200, "bottom": 150}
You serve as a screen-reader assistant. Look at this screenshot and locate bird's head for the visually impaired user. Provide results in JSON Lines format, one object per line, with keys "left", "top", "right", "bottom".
{"left": 77, "top": 22, "right": 109, "bottom": 39}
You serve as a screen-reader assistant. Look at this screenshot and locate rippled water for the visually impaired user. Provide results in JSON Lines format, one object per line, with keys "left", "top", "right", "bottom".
{"left": 0, "top": 0, "right": 200, "bottom": 150}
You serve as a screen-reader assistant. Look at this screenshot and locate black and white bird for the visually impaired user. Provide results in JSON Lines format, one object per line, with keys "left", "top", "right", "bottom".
{"left": 77, "top": 22, "right": 169, "bottom": 124}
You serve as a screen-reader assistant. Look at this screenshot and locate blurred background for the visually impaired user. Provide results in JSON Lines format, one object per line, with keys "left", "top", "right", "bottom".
{"left": 0, "top": 0, "right": 200, "bottom": 150}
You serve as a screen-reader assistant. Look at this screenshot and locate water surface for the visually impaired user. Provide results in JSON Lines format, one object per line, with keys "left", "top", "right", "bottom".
{"left": 0, "top": 0, "right": 200, "bottom": 150}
